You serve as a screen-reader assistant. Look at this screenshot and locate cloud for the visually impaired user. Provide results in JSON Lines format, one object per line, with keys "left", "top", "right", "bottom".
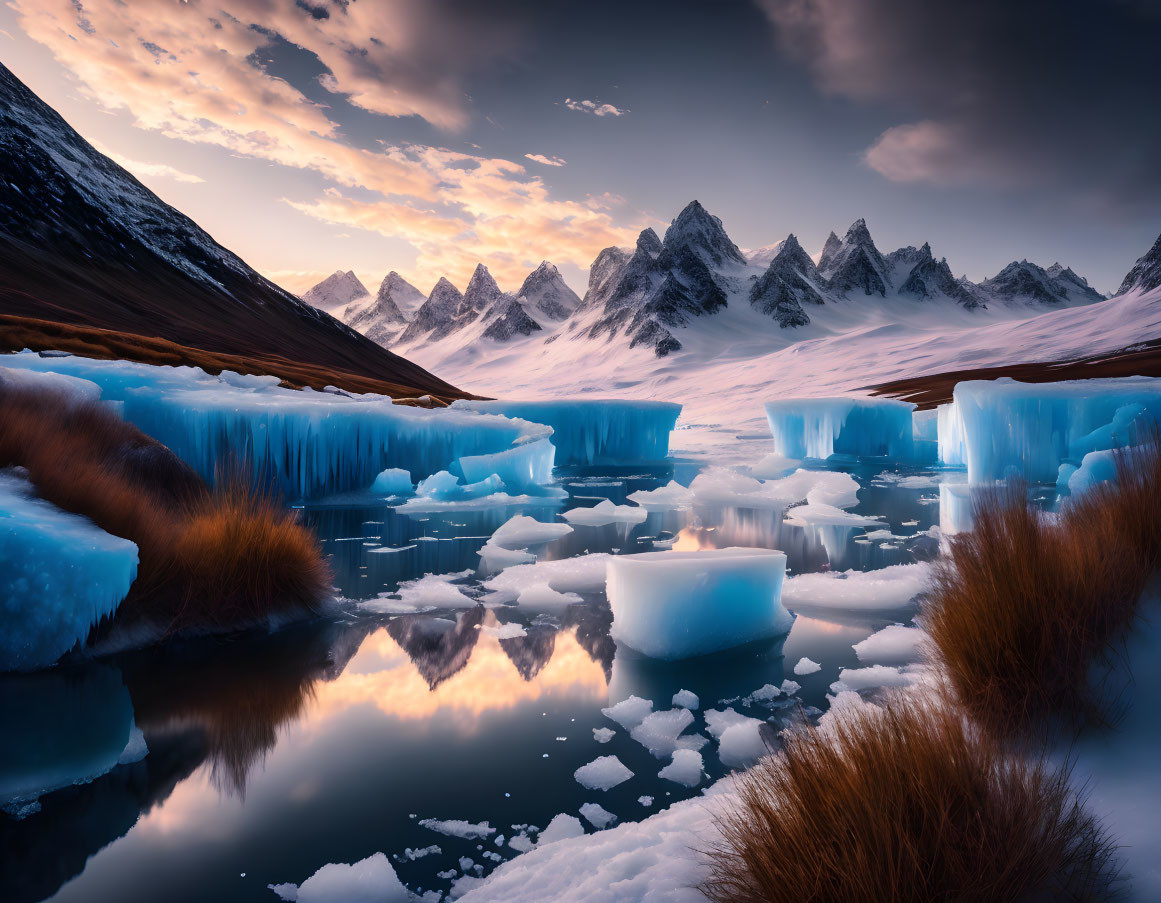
{"left": 564, "top": 98, "right": 628, "bottom": 117}
{"left": 524, "top": 153, "right": 566, "bottom": 167}
{"left": 13, "top": 0, "right": 643, "bottom": 289}
{"left": 96, "top": 146, "right": 205, "bottom": 183}
{"left": 755, "top": 0, "right": 1161, "bottom": 212}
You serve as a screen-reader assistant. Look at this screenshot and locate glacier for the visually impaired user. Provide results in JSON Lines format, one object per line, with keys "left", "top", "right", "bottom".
{"left": 0, "top": 474, "right": 138, "bottom": 672}
{"left": 452, "top": 399, "right": 682, "bottom": 465}
{"left": 764, "top": 397, "right": 916, "bottom": 461}
{"left": 946, "top": 377, "right": 1161, "bottom": 484}
{"left": 1, "top": 353, "right": 554, "bottom": 499}
{"left": 607, "top": 547, "right": 792, "bottom": 660}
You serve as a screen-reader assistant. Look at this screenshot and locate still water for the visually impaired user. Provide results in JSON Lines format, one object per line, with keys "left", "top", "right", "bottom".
{"left": 1, "top": 460, "right": 946, "bottom": 903}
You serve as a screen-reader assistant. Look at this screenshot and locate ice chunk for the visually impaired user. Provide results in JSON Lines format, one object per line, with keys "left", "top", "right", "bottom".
{"left": 276, "top": 853, "right": 410, "bottom": 903}
{"left": 536, "top": 814, "right": 585, "bottom": 847}
{"left": 793, "top": 657, "right": 822, "bottom": 675}
{"left": 419, "top": 818, "right": 497, "bottom": 839}
{"left": 561, "top": 500, "right": 647, "bottom": 527}
{"left": 592, "top": 727, "right": 615, "bottom": 744}
{"left": 949, "top": 377, "right": 1161, "bottom": 484}
{"left": 625, "top": 481, "right": 695, "bottom": 511}
{"left": 0, "top": 474, "right": 139, "bottom": 671}
{"left": 671, "top": 689, "right": 700, "bottom": 710}
{"left": 579, "top": 802, "right": 617, "bottom": 829}
{"left": 765, "top": 396, "right": 917, "bottom": 460}
{"left": 482, "top": 553, "right": 612, "bottom": 600}
{"left": 370, "top": 468, "right": 413, "bottom": 495}
{"left": 451, "top": 399, "right": 682, "bottom": 465}
{"left": 657, "top": 749, "right": 704, "bottom": 787}
{"left": 629, "top": 708, "right": 696, "bottom": 758}
{"left": 853, "top": 625, "right": 928, "bottom": 665}
{"left": 600, "top": 695, "right": 653, "bottom": 730}
{"left": 1068, "top": 449, "right": 1118, "bottom": 497}
{"left": 1, "top": 352, "right": 556, "bottom": 499}
{"left": 780, "top": 563, "right": 931, "bottom": 615}
{"left": 458, "top": 439, "right": 555, "bottom": 491}
{"left": 573, "top": 755, "right": 633, "bottom": 791}
{"left": 607, "top": 548, "right": 791, "bottom": 661}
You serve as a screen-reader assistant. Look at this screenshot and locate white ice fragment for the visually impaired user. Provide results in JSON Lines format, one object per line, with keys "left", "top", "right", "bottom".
{"left": 561, "top": 499, "right": 647, "bottom": 527}
{"left": 573, "top": 755, "right": 633, "bottom": 791}
{"left": 853, "top": 625, "right": 929, "bottom": 665}
{"left": 657, "top": 749, "right": 704, "bottom": 787}
{"left": 793, "top": 657, "right": 822, "bottom": 675}
{"left": 671, "top": 689, "right": 700, "bottom": 710}
{"left": 579, "top": 802, "right": 617, "bottom": 829}
{"left": 629, "top": 708, "right": 695, "bottom": 758}
{"left": 370, "top": 468, "right": 413, "bottom": 495}
{"left": 536, "top": 814, "right": 585, "bottom": 846}
{"left": 419, "top": 818, "right": 497, "bottom": 840}
{"left": 607, "top": 548, "right": 791, "bottom": 660}
{"left": 625, "top": 481, "right": 695, "bottom": 511}
{"left": 592, "top": 727, "right": 615, "bottom": 744}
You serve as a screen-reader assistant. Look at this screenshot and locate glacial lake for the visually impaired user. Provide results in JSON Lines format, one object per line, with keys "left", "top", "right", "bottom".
{"left": 1, "top": 460, "right": 951, "bottom": 903}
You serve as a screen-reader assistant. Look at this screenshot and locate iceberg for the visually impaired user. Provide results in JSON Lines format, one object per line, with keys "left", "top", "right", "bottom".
{"left": 451, "top": 399, "right": 682, "bottom": 465}
{"left": 948, "top": 377, "right": 1161, "bottom": 484}
{"left": 765, "top": 396, "right": 916, "bottom": 461}
{"left": 607, "top": 548, "right": 791, "bottom": 660}
{"left": 1, "top": 475, "right": 138, "bottom": 672}
{"left": 0, "top": 353, "right": 555, "bottom": 499}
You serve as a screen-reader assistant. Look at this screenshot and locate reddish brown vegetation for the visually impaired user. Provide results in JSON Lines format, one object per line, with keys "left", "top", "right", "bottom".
{"left": 0, "top": 383, "right": 329, "bottom": 632}
{"left": 924, "top": 440, "right": 1161, "bottom": 736}
{"left": 704, "top": 698, "right": 1118, "bottom": 903}
{"left": 0, "top": 315, "right": 471, "bottom": 405}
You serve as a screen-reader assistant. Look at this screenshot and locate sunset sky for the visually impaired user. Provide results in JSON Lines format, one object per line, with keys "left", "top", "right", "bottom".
{"left": 3, "top": 0, "right": 1160, "bottom": 297}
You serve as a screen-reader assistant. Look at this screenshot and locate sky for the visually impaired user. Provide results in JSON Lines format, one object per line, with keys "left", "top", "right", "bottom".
{"left": 2, "top": 0, "right": 1160, "bottom": 298}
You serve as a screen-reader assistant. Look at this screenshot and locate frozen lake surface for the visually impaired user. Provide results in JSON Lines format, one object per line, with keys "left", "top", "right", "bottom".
{"left": 0, "top": 456, "right": 951, "bottom": 903}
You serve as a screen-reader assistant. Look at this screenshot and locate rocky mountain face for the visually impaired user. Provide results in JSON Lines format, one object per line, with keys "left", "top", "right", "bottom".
{"left": 1116, "top": 233, "right": 1161, "bottom": 295}
{"left": 0, "top": 62, "right": 460, "bottom": 398}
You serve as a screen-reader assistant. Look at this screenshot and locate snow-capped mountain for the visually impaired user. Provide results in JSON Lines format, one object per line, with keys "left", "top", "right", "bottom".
{"left": 302, "top": 270, "right": 370, "bottom": 316}
{"left": 0, "top": 62, "right": 458, "bottom": 398}
{"left": 1117, "top": 233, "right": 1161, "bottom": 295}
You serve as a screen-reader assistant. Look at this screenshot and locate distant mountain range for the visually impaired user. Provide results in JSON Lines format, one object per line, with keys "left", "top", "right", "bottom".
{"left": 310, "top": 200, "right": 1125, "bottom": 360}
{"left": 0, "top": 63, "right": 463, "bottom": 400}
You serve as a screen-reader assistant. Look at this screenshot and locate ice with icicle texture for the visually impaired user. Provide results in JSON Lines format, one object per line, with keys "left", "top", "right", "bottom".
{"left": 0, "top": 352, "right": 556, "bottom": 499}
{"left": 0, "top": 474, "right": 139, "bottom": 672}
{"left": 607, "top": 547, "right": 791, "bottom": 660}
{"left": 944, "top": 376, "right": 1161, "bottom": 484}
{"left": 765, "top": 396, "right": 917, "bottom": 461}
{"left": 451, "top": 399, "right": 681, "bottom": 466}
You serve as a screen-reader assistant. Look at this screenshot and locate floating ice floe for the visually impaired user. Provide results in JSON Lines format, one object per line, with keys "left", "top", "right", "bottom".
{"left": 945, "top": 376, "right": 1161, "bottom": 484}
{"left": 1, "top": 352, "right": 558, "bottom": 499}
{"left": 451, "top": 399, "right": 681, "bottom": 466}
{"left": 573, "top": 755, "right": 634, "bottom": 791}
{"left": 268, "top": 852, "right": 409, "bottom": 903}
{"left": 780, "top": 563, "right": 931, "bottom": 615}
{"left": 607, "top": 548, "right": 792, "bottom": 660}
{"left": 625, "top": 480, "right": 695, "bottom": 511}
{"left": 853, "top": 625, "right": 929, "bottom": 665}
{"left": 579, "top": 803, "right": 617, "bottom": 829}
{"left": 560, "top": 500, "right": 648, "bottom": 527}
{"left": 657, "top": 749, "right": 704, "bottom": 787}
{"left": 370, "top": 467, "right": 413, "bottom": 495}
{"left": 765, "top": 396, "right": 917, "bottom": 461}
{"left": 0, "top": 474, "right": 139, "bottom": 671}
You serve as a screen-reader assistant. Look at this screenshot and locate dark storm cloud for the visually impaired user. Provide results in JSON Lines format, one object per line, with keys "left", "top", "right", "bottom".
{"left": 756, "top": 0, "right": 1161, "bottom": 212}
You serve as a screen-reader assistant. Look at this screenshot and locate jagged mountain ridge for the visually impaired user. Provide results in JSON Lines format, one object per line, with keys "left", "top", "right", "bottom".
{"left": 0, "top": 63, "right": 461, "bottom": 398}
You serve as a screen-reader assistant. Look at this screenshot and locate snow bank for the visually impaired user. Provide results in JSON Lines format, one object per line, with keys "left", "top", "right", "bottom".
{"left": 764, "top": 396, "right": 916, "bottom": 460}
{"left": 948, "top": 376, "right": 1161, "bottom": 484}
{"left": 1, "top": 353, "right": 555, "bottom": 499}
{"left": 780, "top": 563, "right": 931, "bottom": 615}
{"left": 1, "top": 474, "right": 138, "bottom": 671}
{"left": 607, "top": 548, "right": 791, "bottom": 660}
{"left": 451, "top": 399, "right": 681, "bottom": 465}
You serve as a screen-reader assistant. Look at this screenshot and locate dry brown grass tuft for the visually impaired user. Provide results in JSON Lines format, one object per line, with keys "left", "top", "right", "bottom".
{"left": 703, "top": 697, "right": 1118, "bottom": 903}
{"left": 924, "top": 439, "right": 1161, "bottom": 736}
{"left": 0, "top": 383, "right": 329, "bottom": 633}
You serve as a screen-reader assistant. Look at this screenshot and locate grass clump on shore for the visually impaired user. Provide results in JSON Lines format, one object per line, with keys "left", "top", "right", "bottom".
{"left": 924, "top": 439, "right": 1161, "bottom": 736}
{"left": 704, "top": 697, "right": 1118, "bottom": 903}
{"left": 0, "top": 383, "right": 329, "bottom": 634}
